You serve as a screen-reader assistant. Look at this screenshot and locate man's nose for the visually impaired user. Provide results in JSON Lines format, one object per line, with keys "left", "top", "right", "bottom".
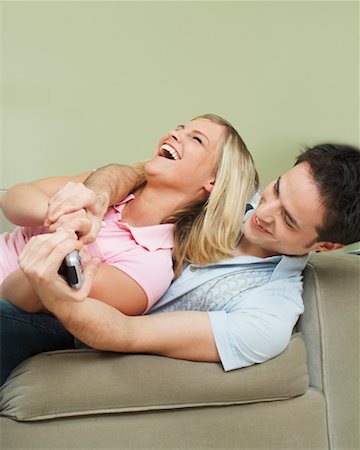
{"left": 258, "top": 198, "right": 279, "bottom": 222}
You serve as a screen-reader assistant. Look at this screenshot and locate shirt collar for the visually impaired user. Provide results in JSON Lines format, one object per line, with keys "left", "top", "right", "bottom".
{"left": 112, "top": 195, "right": 174, "bottom": 251}
{"left": 188, "top": 253, "right": 309, "bottom": 279}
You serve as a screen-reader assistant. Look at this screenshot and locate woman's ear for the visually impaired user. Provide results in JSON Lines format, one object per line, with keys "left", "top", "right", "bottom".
{"left": 203, "top": 179, "right": 215, "bottom": 194}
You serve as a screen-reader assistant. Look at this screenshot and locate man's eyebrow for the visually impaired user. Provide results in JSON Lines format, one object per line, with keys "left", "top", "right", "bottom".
{"left": 276, "top": 176, "right": 300, "bottom": 229}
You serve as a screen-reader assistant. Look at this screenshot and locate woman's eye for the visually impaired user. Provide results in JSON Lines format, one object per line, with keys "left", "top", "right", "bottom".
{"left": 193, "top": 136, "right": 203, "bottom": 144}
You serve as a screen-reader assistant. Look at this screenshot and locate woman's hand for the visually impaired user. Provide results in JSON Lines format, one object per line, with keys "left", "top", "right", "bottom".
{"left": 46, "top": 207, "right": 97, "bottom": 242}
{"left": 19, "top": 230, "right": 101, "bottom": 312}
{"left": 45, "top": 182, "right": 106, "bottom": 243}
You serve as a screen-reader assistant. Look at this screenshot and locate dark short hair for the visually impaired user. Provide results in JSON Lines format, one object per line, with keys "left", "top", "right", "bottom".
{"left": 295, "top": 143, "right": 360, "bottom": 245}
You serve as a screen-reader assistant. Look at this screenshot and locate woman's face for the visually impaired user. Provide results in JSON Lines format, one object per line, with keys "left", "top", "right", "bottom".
{"left": 145, "top": 118, "right": 225, "bottom": 198}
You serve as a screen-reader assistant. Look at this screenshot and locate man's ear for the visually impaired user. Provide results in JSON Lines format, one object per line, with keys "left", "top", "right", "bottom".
{"left": 203, "top": 178, "right": 215, "bottom": 194}
{"left": 313, "top": 241, "right": 345, "bottom": 253}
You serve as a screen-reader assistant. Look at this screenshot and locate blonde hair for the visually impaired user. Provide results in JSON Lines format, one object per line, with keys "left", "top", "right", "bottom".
{"left": 135, "top": 114, "right": 258, "bottom": 277}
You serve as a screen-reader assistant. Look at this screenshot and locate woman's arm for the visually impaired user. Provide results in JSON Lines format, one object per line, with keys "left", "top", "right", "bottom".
{"left": 0, "top": 270, "right": 45, "bottom": 313}
{"left": 88, "top": 263, "right": 148, "bottom": 315}
{"left": 1, "top": 165, "right": 137, "bottom": 239}
{"left": 1, "top": 166, "right": 139, "bottom": 313}
{"left": 0, "top": 172, "right": 91, "bottom": 227}
{"left": 1, "top": 259, "right": 148, "bottom": 316}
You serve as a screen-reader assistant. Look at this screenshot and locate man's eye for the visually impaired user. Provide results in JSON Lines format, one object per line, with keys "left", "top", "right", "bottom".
{"left": 193, "top": 136, "right": 203, "bottom": 144}
{"left": 284, "top": 215, "right": 293, "bottom": 229}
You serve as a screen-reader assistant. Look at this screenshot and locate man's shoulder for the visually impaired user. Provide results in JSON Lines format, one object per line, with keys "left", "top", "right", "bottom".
{"left": 178, "top": 253, "right": 307, "bottom": 290}
{"left": 152, "top": 254, "right": 295, "bottom": 309}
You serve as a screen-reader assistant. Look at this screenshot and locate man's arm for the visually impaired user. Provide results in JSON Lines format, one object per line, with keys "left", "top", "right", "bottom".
{"left": 61, "top": 300, "right": 220, "bottom": 363}
{"left": 19, "top": 231, "right": 220, "bottom": 363}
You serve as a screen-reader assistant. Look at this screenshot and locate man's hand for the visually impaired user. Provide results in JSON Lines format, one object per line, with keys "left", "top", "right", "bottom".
{"left": 45, "top": 182, "right": 106, "bottom": 243}
{"left": 46, "top": 208, "right": 92, "bottom": 240}
{"left": 44, "top": 164, "right": 138, "bottom": 243}
{"left": 19, "top": 230, "right": 101, "bottom": 308}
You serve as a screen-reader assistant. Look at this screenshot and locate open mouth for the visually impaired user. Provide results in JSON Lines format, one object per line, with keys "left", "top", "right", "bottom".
{"left": 159, "top": 144, "right": 180, "bottom": 160}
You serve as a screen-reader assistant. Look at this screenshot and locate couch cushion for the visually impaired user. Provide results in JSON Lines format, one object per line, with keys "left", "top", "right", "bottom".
{"left": 0, "top": 333, "right": 308, "bottom": 421}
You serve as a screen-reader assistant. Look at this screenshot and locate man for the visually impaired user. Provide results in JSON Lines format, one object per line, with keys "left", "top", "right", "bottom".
{"left": 1, "top": 143, "right": 359, "bottom": 385}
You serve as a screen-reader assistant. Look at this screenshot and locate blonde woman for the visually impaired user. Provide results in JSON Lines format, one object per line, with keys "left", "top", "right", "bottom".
{"left": 0, "top": 114, "right": 258, "bottom": 316}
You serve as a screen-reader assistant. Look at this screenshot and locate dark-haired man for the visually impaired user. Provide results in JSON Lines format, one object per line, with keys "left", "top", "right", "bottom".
{"left": 1, "top": 144, "right": 359, "bottom": 384}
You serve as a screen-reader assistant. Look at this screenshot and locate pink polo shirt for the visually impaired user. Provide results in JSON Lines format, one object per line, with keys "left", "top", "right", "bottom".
{"left": 86, "top": 195, "right": 175, "bottom": 311}
{"left": 0, "top": 195, "right": 175, "bottom": 312}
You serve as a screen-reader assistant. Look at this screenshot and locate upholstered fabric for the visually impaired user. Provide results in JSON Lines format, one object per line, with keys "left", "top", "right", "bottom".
{"left": 0, "top": 390, "right": 328, "bottom": 450}
{"left": 0, "top": 334, "right": 307, "bottom": 421}
{"left": 0, "top": 252, "right": 359, "bottom": 450}
{"left": 297, "top": 252, "right": 360, "bottom": 450}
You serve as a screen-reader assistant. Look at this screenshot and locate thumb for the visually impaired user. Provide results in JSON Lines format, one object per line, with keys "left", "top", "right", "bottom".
{"left": 80, "top": 258, "right": 101, "bottom": 295}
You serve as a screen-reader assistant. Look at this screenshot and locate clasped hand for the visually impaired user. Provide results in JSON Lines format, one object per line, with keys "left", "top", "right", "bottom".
{"left": 18, "top": 181, "right": 104, "bottom": 309}
{"left": 44, "top": 181, "right": 105, "bottom": 243}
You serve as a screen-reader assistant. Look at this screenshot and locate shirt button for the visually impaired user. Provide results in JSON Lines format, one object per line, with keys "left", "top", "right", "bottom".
{"left": 189, "top": 266, "right": 196, "bottom": 272}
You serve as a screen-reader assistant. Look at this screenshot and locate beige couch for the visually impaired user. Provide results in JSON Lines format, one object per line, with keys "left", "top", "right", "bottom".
{"left": 0, "top": 252, "right": 359, "bottom": 449}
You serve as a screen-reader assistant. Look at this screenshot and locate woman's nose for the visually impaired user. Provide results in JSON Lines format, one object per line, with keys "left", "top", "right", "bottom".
{"left": 169, "top": 129, "right": 181, "bottom": 142}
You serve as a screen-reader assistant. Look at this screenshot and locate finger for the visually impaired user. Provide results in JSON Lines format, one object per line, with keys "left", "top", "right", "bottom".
{"left": 20, "top": 238, "right": 83, "bottom": 285}
{"left": 76, "top": 258, "right": 101, "bottom": 298}
{"left": 49, "top": 216, "right": 92, "bottom": 236}
{"left": 19, "top": 231, "right": 80, "bottom": 272}
{"left": 18, "top": 232, "right": 68, "bottom": 266}
{"left": 45, "top": 183, "right": 98, "bottom": 225}
{"left": 45, "top": 204, "right": 80, "bottom": 227}
{"left": 80, "top": 218, "right": 102, "bottom": 244}
{"left": 19, "top": 231, "right": 79, "bottom": 268}
{"left": 79, "top": 245, "right": 90, "bottom": 264}
{"left": 45, "top": 183, "right": 82, "bottom": 224}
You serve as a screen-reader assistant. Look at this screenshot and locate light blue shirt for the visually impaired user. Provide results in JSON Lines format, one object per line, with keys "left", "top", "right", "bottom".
{"left": 148, "top": 253, "right": 308, "bottom": 371}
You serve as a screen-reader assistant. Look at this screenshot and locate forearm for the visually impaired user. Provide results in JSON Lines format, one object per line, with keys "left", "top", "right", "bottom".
{"left": 49, "top": 296, "right": 136, "bottom": 352}
{"left": 0, "top": 270, "right": 43, "bottom": 313}
{"left": 49, "top": 296, "right": 218, "bottom": 362}
{"left": 0, "top": 184, "right": 49, "bottom": 226}
{"left": 83, "top": 164, "right": 138, "bottom": 214}
{"left": 0, "top": 172, "right": 91, "bottom": 227}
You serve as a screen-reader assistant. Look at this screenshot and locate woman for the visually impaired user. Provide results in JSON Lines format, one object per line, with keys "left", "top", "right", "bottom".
{"left": 0, "top": 114, "right": 258, "bottom": 315}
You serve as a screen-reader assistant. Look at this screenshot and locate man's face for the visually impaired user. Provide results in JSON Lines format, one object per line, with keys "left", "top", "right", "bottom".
{"left": 241, "top": 162, "right": 328, "bottom": 258}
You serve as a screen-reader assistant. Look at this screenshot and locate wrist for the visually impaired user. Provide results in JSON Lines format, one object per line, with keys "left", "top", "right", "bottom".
{"left": 96, "top": 190, "right": 110, "bottom": 217}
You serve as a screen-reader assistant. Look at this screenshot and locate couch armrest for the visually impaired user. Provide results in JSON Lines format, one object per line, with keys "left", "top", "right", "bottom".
{"left": 0, "top": 333, "right": 307, "bottom": 422}
{"left": 298, "top": 252, "right": 359, "bottom": 449}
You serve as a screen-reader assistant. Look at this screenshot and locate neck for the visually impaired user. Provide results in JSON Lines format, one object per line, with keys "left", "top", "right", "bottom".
{"left": 235, "top": 236, "right": 278, "bottom": 259}
{"left": 121, "top": 185, "right": 196, "bottom": 227}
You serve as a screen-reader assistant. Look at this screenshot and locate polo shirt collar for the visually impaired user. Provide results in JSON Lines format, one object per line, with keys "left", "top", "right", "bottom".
{"left": 112, "top": 195, "right": 174, "bottom": 252}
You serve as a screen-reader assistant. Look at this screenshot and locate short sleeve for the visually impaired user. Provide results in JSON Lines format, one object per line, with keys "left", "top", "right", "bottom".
{"left": 208, "top": 278, "right": 304, "bottom": 371}
{"left": 108, "top": 247, "right": 174, "bottom": 313}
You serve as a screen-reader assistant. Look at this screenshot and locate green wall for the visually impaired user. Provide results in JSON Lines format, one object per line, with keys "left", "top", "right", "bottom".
{"left": 1, "top": 1, "right": 359, "bottom": 254}
{"left": 2, "top": 1, "right": 359, "bottom": 189}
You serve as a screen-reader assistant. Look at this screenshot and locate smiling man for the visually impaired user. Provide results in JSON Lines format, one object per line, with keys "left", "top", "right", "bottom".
{"left": 239, "top": 162, "right": 337, "bottom": 258}
{"left": 1, "top": 143, "right": 360, "bottom": 384}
